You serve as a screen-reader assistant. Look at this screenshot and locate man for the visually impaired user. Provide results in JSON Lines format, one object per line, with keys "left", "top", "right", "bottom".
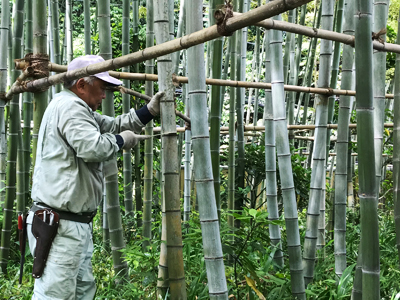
{"left": 26, "top": 55, "right": 163, "bottom": 300}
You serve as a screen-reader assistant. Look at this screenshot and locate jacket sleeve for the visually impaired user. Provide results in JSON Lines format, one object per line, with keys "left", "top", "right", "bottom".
{"left": 58, "top": 100, "right": 119, "bottom": 163}
{"left": 93, "top": 108, "right": 145, "bottom": 134}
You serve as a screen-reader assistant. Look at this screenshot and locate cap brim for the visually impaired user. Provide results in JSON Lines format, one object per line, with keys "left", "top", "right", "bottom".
{"left": 94, "top": 72, "right": 123, "bottom": 86}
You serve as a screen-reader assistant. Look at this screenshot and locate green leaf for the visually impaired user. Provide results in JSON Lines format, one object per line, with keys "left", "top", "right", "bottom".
{"left": 249, "top": 209, "right": 257, "bottom": 217}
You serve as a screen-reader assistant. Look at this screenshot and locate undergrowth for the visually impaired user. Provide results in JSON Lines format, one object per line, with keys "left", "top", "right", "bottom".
{"left": 1, "top": 209, "right": 400, "bottom": 299}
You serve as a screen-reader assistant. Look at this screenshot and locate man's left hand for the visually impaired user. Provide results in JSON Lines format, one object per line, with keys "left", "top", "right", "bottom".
{"left": 147, "top": 91, "right": 165, "bottom": 116}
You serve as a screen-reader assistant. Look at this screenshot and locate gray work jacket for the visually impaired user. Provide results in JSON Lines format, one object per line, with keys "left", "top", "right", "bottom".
{"left": 31, "top": 89, "right": 144, "bottom": 213}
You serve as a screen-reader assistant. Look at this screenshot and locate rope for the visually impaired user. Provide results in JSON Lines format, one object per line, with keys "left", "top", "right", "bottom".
{"left": 214, "top": 1, "right": 234, "bottom": 36}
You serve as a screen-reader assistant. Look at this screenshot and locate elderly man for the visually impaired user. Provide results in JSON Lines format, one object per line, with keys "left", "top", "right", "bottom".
{"left": 26, "top": 55, "right": 163, "bottom": 300}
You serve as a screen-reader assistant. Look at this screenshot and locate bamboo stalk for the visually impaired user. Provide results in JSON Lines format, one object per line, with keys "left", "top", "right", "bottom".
{"left": 355, "top": 0, "right": 380, "bottom": 297}
{"left": 209, "top": 0, "right": 224, "bottom": 221}
{"left": 122, "top": 0, "right": 133, "bottom": 217}
{"left": 98, "top": 0, "right": 128, "bottom": 280}
{"left": 372, "top": 0, "right": 389, "bottom": 198}
{"left": 0, "top": 0, "right": 25, "bottom": 273}
{"left": 142, "top": 0, "right": 155, "bottom": 251}
{"left": 154, "top": 0, "right": 187, "bottom": 297}
{"left": 392, "top": 4, "right": 400, "bottom": 273}
{"left": 23, "top": 0, "right": 33, "bottom": 209}
{"left": 187, "top": 1, "right": 228, "bottom": 298}
{"left": 233, "top": 12, "right": 400, "bottom": 54}
{"left": 0, "top": 0, "right": 10, "bottom": 209}
{"left": 50, "top": 0, "right": 61, "bottom": 92}
{"left": 269, "top": 4, "right": 305, "bottom": 298}
{"left": 65, "top": 0, "right": 73, "bottom": 63}
{"left": 83, "top": 0, "right": 91, "bottom": 55}
{"left": 263, "top": 29, "right": 284, "bottom": 268}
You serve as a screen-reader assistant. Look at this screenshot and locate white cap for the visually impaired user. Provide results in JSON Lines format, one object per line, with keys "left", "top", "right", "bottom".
{"left": 67, "top": 55, "right": 123, "bottom": 86}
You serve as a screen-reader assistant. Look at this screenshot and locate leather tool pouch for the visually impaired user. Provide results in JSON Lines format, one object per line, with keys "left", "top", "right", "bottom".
{"left": 31, "top": 209, "right": 60, "bottom": 278}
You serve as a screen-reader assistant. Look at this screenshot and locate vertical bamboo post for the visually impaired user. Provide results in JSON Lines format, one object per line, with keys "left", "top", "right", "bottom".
{"left": 355, "top": 0, "right": 380, "bottom": 298}
{"left": 209, "top": 0, "right": 224, "bottom": 220}
{"left": 392, "top": 5, "right": 400, "bottom": 274}
{"left": 264, "top": 30, "right": 284, "bottom": 269}
{"left": 0, "top": 0, "right": 10, "bottom": 209}
{"left": 0, "top": 0, "right": 25, "bottom": 273}
{"left": 303, "top": 0, "right": 334, "bottom": 284}
{"left": 83, "top": 0, "right": 91, "bottom": 55}
{"left": 142, "top": 0, "right": 155, "bottom": 250}
{"left": 122, "top": 0, "right": 133, "bottom": 217}
{"left": 372, "top": 0, "right": 389, "bottom": 197}
{"left": 269, "top": 2, "right": 305, "bottom": 297}
{"left": 154, "top": 0, "right": 187, "bottom": 298}
{"left": 66, "top": 0, "right": 73, "bottom": 63}
{"left": 334, "top": 0, "right": 355, "bottom": 279}
{"left": 187, "top": 0, "right": 229, "bottom": 298}
{"left": 98, "top": 0, "right": 128, "bottom": 280}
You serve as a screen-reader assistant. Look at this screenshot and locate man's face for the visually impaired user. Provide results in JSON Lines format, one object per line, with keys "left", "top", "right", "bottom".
{"left": 83, "top": 78, "right": 107, "bottom": 111}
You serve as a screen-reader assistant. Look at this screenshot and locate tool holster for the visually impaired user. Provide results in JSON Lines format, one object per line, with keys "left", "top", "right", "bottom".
{"left": 31, "top": 209, "right": 59, "bottom": 278}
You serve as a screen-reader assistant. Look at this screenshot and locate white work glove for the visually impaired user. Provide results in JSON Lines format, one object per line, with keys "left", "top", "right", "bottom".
{"left": 119, "top": 131, "right": 151, "bottom": 150}
{"left": 147, "top": 91, "right": 165, "bottom": 116}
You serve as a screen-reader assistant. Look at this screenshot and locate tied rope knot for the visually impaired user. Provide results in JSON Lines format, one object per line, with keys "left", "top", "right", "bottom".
{"left": 214, "top": 0, "right": 234, "bottom": 36}
{"left": 372, "top": 28, "right": 387, "bottom": 44}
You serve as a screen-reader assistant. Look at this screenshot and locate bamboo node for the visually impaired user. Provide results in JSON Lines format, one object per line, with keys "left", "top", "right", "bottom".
{"left": 214, "top": 1, "right": 234, "bottom": 36}
{"left": 372, "top": 28, "right": 387, "bottom": 44}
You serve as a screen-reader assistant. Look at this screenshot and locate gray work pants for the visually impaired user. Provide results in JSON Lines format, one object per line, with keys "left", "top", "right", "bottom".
{"left": 27, "top": 211, "right": 96, "bottom": 300}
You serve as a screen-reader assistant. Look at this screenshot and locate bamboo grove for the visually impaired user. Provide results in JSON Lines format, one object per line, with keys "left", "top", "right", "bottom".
{"left": 1, "top": 0, "right": 400, "bottom": 298}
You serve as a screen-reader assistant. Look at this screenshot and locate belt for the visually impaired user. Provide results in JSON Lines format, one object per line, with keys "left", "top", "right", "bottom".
{"left": 31, "top": 203, "right": 97, "bottom": 224}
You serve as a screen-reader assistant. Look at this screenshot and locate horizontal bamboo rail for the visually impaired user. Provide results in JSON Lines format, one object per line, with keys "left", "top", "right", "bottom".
{"left": 233, "top": 12, "right": 400, "bottom": 55}
{"left": 113, "top": 86, "right": 191, "bottom": 124}
{"left": 4, "top": 0, "right": 313, "bottom": 100}
{"left": 151, "top": 123, "right": 394, "bottom": 132}
{"left": 29, "top": 63, "right": 395, "bottom": 100}
{"left": 295, "top": 152, "right": 389, "bottom": 157}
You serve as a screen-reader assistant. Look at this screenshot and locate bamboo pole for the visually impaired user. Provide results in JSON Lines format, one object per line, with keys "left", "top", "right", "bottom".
{"left": 186, "top": 1, "right": 229, "bottom": 298}
{"left": 122, "top": 0, "right": 133, "bottom": 217}
{"left": 132, "top": 0, "right": 142, "bottom": 229}
{"left": 150, "top": 123, "right": 394, "bottom": 133}
{"left": 0, "top": 0, "right": 10, "bottom": 209}
{"left": 142, "top": 0, "right": 155, "bottom": 251}
{"left": 18, "top": 62, "right": 398, "bottom": 101}
{"left": 263, "top": 30, "right": 284, "bottom": 268}
{"left": 269, "top": 3, "right": 305, "bottom": 297}
{"left": 209, "top": 0, "right": 224, "bottom": 221}
{"left": 50, "top": 0, "right": 61, "bottom": 92}
{"left": 393, "top": 5, "right": 400, "bottom": 272}
{"left": 235, "top": 0, "right": 247, "bottom": 229}
{"left": 65, "top": 0, "right": 73, "bottom": 63}
{"left": 83, "top": 0, "right": 91, "bottom": 55}
{"left": 233, "top": 12, "right": 400, "bottom": 54}
{"left": 372, "top": 0, "right": 389, "bottom": 197}
{"left": 355, "top": 0, "right": 380, "bottom": 297}
{"left": 333, "top": 0, "right": 355, "bottom": 279}
{"left": 154, "top": 0, "right": 187, "bottom": 297}
{"left": 23, "top": 0, "right": 33, "bottom": 208}
{"left": 98, "top": 0, "right": 128, "bottom": 280}
{"left": 0, "top": 0, "right": 25, "bottom": 273}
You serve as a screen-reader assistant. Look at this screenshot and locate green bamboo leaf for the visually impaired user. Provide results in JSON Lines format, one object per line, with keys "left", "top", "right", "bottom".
{"left": 337, "top": 263, "right": 356, "bottom": 297}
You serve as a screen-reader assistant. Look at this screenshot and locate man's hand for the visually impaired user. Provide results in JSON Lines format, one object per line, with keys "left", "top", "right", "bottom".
{"left": 119, "top": 131, "right": 151, "bottom": 149}
{"left": 147, "top": 91, "right": 165, "bottom": 116}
